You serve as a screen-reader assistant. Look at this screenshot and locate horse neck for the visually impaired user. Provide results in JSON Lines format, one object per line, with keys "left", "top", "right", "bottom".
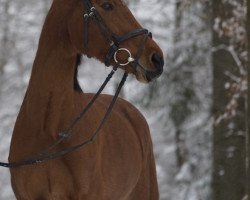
{"left": 21, "top": 18, "right": 81, "bottom": 130}
{"left": 28, "top": 47, "right": 77, "bottom": 96}
{"left": 30, "top": 23, "right": 77, "bottom": 92}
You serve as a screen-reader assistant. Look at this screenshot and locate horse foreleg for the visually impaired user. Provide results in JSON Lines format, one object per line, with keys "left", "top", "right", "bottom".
{"left": 128, "top": 146, "right": 159, "bottom": 200}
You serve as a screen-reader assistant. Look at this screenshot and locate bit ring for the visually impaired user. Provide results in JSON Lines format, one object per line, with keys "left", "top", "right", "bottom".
{"left": 114, "top": 48, "right": 135, "bottom": 66}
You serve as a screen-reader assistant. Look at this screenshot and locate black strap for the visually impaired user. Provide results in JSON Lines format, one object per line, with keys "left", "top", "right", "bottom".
{"left": 83, "top": 0, "right": 114, "bottom": 50}
{"left": 84, "top": 15, "right": 90, "bottom": 50}
{"left": 0, "top": 67, "right": 121, "bottom": 168}
{"left": 114, "top": 29, "right": 149, "bottom": 44}
{"left": 131, "top": 32, "right": 151, "bottom": 72}
{"left": 105, "top": 44, "right": 118, "bottom": 66}
{"left": 37, "top": 67, "right": 118, "bottom": 157}
{"left": 16, "top": 72, "right": 127, "bottom": 168}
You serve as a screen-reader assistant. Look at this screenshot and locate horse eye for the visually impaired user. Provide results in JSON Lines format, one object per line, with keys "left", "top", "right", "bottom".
{"left": 101, "top": 2, "right": 114, "bottom": 11}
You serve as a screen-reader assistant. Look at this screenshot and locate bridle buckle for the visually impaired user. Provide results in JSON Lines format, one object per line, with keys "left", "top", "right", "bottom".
{"left": 84, "top": 6, "right": 96, "bottom": 18}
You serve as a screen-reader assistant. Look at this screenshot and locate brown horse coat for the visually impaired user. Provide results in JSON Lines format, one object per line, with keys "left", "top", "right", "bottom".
{"left": 9, "top": 0, "right": 164, "bottom": 199}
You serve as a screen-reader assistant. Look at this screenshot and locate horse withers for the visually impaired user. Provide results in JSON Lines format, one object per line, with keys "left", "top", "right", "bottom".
{"left": 9, "top": 0, "right": 164, "bottom": 199}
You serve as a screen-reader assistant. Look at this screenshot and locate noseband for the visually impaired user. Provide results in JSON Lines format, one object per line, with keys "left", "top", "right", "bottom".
{"left": 83, "top": 0, "right": 152, "bottom": 69}
{"left": 0, "top": 0, "right": 152, "bottom": 168}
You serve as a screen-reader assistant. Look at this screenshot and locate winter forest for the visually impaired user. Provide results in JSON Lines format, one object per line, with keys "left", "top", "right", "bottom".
{"left": 0, "top": 0, "right": 250, "bottom": 199}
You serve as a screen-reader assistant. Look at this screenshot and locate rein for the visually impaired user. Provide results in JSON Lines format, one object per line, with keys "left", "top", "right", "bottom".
{"left": 0, "top": 71, "right": 128, "bottom": 168}
{"left": 0, "top": 0, "right": 151, "bottom": 168}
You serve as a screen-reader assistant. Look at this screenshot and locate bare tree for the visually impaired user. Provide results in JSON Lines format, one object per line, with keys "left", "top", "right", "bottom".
{"left": 0, "top": 0, "right": 12, "bottom": 75}
{"left": 212, "top": 0, "right": 247, "bottom": 199}
{"left": 246, "top": 0, "right": 250, "bottom": 199}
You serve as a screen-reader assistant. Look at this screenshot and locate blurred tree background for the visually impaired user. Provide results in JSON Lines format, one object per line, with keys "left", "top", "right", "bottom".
{"left": 212, "top": 0, "right": 247, "bottom": 199}
{"left": 0, "top": 0, "right": 249, "bottom": 199}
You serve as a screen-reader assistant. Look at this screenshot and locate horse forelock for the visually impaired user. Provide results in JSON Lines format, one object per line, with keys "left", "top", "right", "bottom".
{"left": 74, "top": 54, "right": 83, "bottom": 93}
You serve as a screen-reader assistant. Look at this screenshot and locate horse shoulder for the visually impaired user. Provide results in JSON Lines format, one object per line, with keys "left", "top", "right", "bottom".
{"left": 98, "top": 94, "right": 152, "bottom": 157}
{"left": 97, "top": 95, "right": 159, "bottom": 198}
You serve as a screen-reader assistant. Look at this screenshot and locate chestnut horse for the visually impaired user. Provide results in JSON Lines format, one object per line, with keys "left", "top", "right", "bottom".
{"left": 8, "top": 0, "right": 164, "bottom": 199}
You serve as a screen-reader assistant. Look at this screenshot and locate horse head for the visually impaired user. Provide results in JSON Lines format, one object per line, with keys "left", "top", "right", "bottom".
{"left": 64, "top": 0, "right": 164, "bottom": 83}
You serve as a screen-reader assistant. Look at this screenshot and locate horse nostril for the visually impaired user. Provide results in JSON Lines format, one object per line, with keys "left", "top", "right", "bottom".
{"left": 148, "top": 32, "right": 153, "bottom": 39}
{"left": 151, "top": 53, "right": 164, "bottom": 73}
{"left": 145, "top": 54, "right": 164, "bottom": 82}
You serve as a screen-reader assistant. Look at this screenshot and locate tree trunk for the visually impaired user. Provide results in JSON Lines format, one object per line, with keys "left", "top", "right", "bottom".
{"left": 171, "top": 0, "right": 187, "bottom": 169}
{"left": 246, "top": 0, "right": 250, "bottom": 198}
{"left": 169, "top": 2, "right": 212, "bottom": 199}
{"left": 0, "top": 0, "right": 11, "bottom": 76}
{"left": 212, "top": 0, "right": 247, "bottom": 199}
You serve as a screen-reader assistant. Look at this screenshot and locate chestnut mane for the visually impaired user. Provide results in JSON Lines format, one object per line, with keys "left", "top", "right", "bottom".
{"left": 74, "top": 54, "right": 83, "bottom": 93}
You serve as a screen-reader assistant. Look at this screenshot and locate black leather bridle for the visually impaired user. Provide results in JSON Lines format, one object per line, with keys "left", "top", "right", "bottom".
{"left": 0, "top": 0, "right": 152, "bottom": 168}
{"left": 82, "top": 0, "right": 152, "bottom": 69}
